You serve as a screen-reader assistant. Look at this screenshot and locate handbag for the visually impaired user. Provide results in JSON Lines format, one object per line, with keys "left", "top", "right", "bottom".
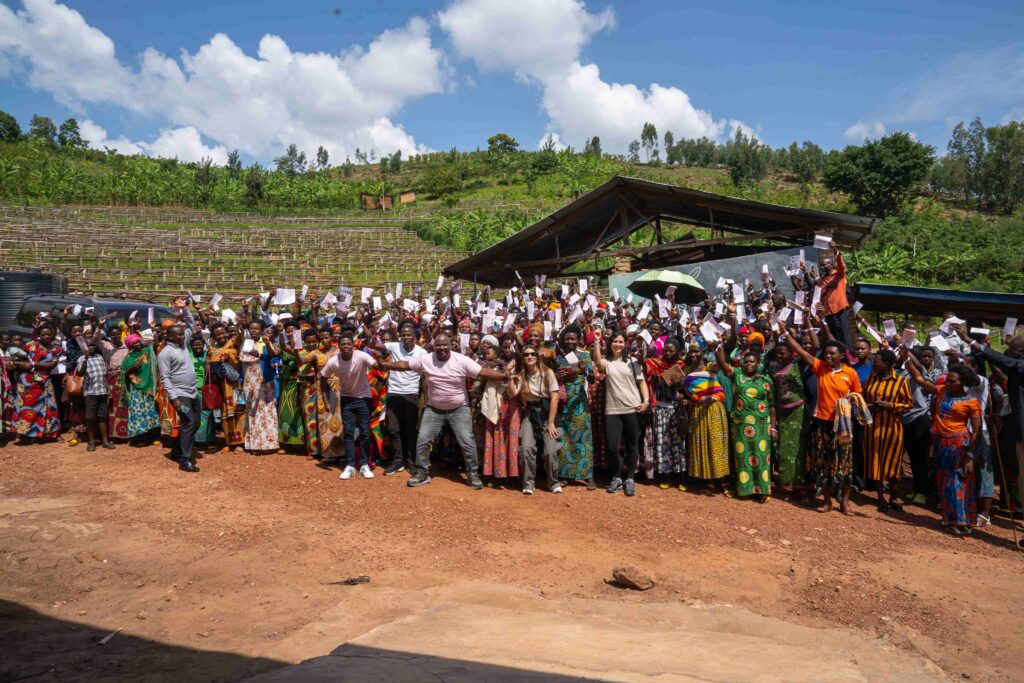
{"left": 64, "top": 373, "right": 84, "bottom": 397}
{"left": 201, "top": 373, "right": 223, "bottom": 410}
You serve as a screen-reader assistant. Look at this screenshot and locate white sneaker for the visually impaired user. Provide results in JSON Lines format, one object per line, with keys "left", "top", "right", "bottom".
{"left": 551, "top": 483, "right": 563, "bottom": 494}
{"left": 339, "top": 465, "right": 355, "bottom": 480}
{"left": 360, "top": 464, "right": 374, "bottom": 479}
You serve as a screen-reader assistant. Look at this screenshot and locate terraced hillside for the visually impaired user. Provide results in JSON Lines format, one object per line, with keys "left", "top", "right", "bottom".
{"left": 0, "top": 205, "right": 468, "bottom": 303}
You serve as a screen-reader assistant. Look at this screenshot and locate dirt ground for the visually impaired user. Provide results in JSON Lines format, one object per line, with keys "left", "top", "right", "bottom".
{"left": 1, "top": 440, "right": 1023, "bottom": 682}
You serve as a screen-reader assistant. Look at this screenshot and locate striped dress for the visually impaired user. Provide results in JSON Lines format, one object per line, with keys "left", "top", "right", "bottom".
{"left": 862, "top": 371, "right": 912, "bottom": 481}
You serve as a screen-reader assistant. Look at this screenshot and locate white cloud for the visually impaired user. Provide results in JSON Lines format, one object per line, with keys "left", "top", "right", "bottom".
{"left": 727, "top": 119, "right": 760, "bottom": 142}
{"left": 146, "top": 127, "right": 229, "bottom": 164}
{"left": 78, "top": 119, "right": 229, "bottom": 163}
{"left": 536, "top": 131, "right": 567, "bottom": 151}
{"left": 843, "top": 120, "right": 886, "bottom": 142}
{"left": 78, "top": 119, "right": 144, "bottom": 156}
{"left": 439, "top": 0, "right": 731, "bottom": 152}
{"left": 0, "top": 0, "right": 448, "bottom": 162}
{"left": 439, "top": 0, "right": 614, "bottom": 80}
{"left": 1000, "top": 107, "right": 1024, "bottom": 124}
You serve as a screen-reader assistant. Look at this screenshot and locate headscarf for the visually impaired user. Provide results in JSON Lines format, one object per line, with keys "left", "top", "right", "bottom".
{"left": 748, "top": 331, "right": 766, "bottom": 348}
{"left": 480, "top": 334, "right": 500, "bottom": 348}
{"left": 124, "top": 334, "right": 142, "bottom": 349}
{"left": 122, "top": 342, "right": 156, "bottom": 396}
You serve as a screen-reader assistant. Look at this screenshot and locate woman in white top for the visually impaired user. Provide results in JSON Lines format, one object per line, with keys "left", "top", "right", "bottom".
{"left": 592, "top": 331, "right": 650, "bottom": 496}
{"left": 507, "top": 343, "right": 562, "bottom": 495}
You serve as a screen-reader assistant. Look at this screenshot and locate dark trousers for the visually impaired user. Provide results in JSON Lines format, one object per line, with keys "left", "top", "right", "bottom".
{"left": 385, "top": 393, "right": 419, "bottom": 466}
{"left": 606, "top": 412, "right": 640, "bottom": 479}
{"left": 825, "top": 307, "right": 853, "bottom": 350}
{"left": 174, "top": 394, "right": 202, "bottom": 463}
{"left": 903, "top": 413, "right": 933, "bottom": 496}
{"left": 341, "top": 396, "right": 372, "bottom": 468}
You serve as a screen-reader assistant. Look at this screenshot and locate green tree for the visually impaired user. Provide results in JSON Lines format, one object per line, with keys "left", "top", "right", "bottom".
{"left": 421, "top": 163, "right": 462, "bottom": 197}
{"left": 533, "top": 134, "right": 559, "bottom": 173}
{"left": 0, "top": 111, "right": 22, "bottom": 141}
{"left": 583, "top": 136, "right": 602, "bottom": 157}
{"left": 945, "top": 118, "right": 986, "bottom": 202}
{"left": 28, "top": 115, "right": 57, "bottom": 146}
{"left": 389, "top": 149, "right": 402, "bottom": 173}
{"left": 274, "top": 143, "right": 307, "bottom": 175}
{"left": 194, "top": 157, "right": 215, "bottom": 204}
{"left": 626, "top": 139, "right": 641, "bottom": 163}
{"left": 57, "top": 118, "right": 86, "bottom": 148}
{"left": 725, "top": 128, "right": 770, "bottom": 186}
{"left": 226, "top": 149, "right": 242, "bottom": 177}
{"left": 245, "top": 164, "right": 265, "bottom": 204}
{"left": 487, "top": 132, "right": 519, "bottom": 155}
{"left": 982, "top": 121, "right": 1024, "bottom": 214}
{"left": 640, "top": 122, "right": 658, "bottom": 162}
{"left": 789, "top": 141, "right": 825, "bottom": 185}
{"left": 822, "top": 132, "right": 934, "bottom": 216}
{"left": 316, "top": 145, "right": 330, "bottom": 171}
{"left": 663, "top": 130, "right": 675, "bottom": 163}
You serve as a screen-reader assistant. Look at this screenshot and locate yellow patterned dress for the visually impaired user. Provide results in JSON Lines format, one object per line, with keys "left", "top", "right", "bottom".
{"left": 728, "top": 372, "right": 774, "bottom": 497}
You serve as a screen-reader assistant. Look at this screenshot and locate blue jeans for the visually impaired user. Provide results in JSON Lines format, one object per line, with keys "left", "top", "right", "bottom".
{"left": 341, "top": 396, "right": 372, "bottom": 468}
{"left": 414, "top": 405, "right": 478, "bottom": 476}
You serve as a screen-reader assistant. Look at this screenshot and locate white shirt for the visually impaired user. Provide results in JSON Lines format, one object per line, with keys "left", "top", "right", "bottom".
{"left": 385, "top": 342, "right": 427, "bottom": 395}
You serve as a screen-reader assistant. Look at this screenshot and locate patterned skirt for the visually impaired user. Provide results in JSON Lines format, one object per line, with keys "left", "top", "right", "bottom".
{"left": 557, "top": 383, "right": 593, "bottom": 481}
{"left": 731, "top": 412, "right": 772, "bottom": 497}
{"left": 299, "top": 382, "right": 322, "bottom": 457}
{"left": 243, "top": 364, "right": 279, "bottom": 451}
{"left": 688, "top": 400, "right": 730, "bottom": 480}
{"left": 650, "top": 403, "right": 686, "bottom": 475}
{"left": 156, "top": 386, "right": 180, "bottom": 438}
{"left": 107, "top": 370, "right": 129, "bottom": 440}
{"left": 278, "top": 378, "right": 305, "bottom": 445}
{"left": 775, "top": 404, "right": 807, "bottom": 490}
{"left": 125, "top": 386, "right": 159, "bottom": 438}
{"left": 807, "top": 417, "right": 853, "bottom": 492}
{"left": 483, "top": 400, "right": 521, "bottom": 478}
{"left": 934, "top": 432, "right": 976, "bottom": 527}
{"left": 15, "top": 380, "right": 60, "bottom": 440}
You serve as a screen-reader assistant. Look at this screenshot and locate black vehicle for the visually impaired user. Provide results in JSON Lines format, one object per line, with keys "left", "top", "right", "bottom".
{"left": 7, "top": 294, "right": 176, "bottom": 338}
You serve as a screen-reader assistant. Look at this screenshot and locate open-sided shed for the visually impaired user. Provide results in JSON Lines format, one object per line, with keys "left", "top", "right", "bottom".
{"left": 444, "top": 176, "right": 880, "bottom": 285}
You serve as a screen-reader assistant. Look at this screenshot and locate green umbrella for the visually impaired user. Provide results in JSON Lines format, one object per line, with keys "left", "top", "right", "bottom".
{"left": 627, "top": 270, "right": 706, "bottom": 304}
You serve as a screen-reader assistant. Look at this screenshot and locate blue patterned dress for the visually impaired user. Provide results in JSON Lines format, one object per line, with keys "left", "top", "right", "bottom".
{"left": 555, "top": 349, "right": 593, "bottom": 481}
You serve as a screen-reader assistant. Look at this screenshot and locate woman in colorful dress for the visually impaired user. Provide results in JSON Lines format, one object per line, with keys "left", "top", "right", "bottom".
{"left": 903, "top": 356, "right": 982, "bottom": 536}
{"left": 0, "top": 334, "right": 17, "bottom": 435}
{"left": 207, "top": 324, "right": 244, "bottom": 450}
{"left": 862, "top": 350, "right": 912, "bottom": 513}
{"left": 106, "top": 338, "right": 130, "bottom": 441}
{"left": 715, "top": 344, "right": 776, "bottom": 501}
{"left": 780, "top": 325, "right": 862, "bottom": 515}
{"left": 681, "top": 343, "right": 730, "bottom": 494}
{"left": 477, "top": 337, "right": 520, "bottom": 480}
{"left": 644, "top": 337, "right": 687, "bottom": 488}
{"left": 317, "top": 328, "right": 345, "bottom": 462}
{"left": 769, "top": 341, "right": 807, "bottom": 494}
{"left": 290, "top": 327, "right": 330, "bottom": 458}
{"left": 554, "top": 326, "right": 595, "bottom": 489}
{"left": 120, "top": 334, "right": 160, "bottom": 441}
{"left": 240, "top": 321, "right": 280, "bottom": 453}
{"left": 63, "top": 322, "right": 87, "bottom": 446}
{"left": 14, "top": 324, "right": 61, "bottom": 441}
{"left": 277, "top": 327, "right": 305, "bottom": 450}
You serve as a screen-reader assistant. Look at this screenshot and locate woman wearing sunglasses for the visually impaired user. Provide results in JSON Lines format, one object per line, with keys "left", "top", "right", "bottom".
{"left": 508, "top": 344, "right": 562, "bottom": 495}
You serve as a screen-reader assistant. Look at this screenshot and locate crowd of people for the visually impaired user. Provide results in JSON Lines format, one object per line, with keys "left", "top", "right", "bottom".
{"left": 1, "top": 243, "right": 1022, "bottom": 541}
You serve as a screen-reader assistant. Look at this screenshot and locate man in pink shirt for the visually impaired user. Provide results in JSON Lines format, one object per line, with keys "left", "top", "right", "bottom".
{"left": 381, "top": 332, "right": 507, "bottom": 489}
{"left": 321, "top": 333, "right": 377, "bottom": 480}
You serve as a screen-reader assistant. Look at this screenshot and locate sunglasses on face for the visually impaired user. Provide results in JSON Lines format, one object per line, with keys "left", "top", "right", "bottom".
{"left": 523, "top": 352, "right": 537, "bottom": 357}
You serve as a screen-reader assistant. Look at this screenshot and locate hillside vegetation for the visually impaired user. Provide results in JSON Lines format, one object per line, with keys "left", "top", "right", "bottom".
{"left": 2, "top": 113, "right": 1023, "bottom": 293}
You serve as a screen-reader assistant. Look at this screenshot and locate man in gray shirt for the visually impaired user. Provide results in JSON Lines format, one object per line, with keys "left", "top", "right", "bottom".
{"left": 157, "top": 324, "right": 200, "bottom": 472}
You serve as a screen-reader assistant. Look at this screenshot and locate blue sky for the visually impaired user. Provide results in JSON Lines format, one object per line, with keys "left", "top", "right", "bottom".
{"left": 1, "top": 0, "right": 1021, "bottom": 164}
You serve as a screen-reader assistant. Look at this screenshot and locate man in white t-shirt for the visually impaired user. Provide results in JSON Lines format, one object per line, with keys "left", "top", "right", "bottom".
{"left": 374, "top": 321, "right": 427, "bottom": 476}
{"left": 381, "top": 331, "right": 507, "bottom": 489}
{"left": 321, "top": 333, "right": 377, "bottom": 480}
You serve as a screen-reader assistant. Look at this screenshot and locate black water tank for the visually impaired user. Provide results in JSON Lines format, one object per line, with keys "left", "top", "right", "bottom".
{"left": 0, "top": 269, "right": 68, "bottom": 328}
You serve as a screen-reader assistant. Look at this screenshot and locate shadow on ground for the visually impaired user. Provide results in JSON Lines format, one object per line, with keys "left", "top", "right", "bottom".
{"left": 0, "top": 599, "right": 285, "bottom": 683}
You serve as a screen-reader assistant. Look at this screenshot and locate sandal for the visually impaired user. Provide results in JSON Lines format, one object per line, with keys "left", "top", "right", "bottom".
{"left": 974, "top": 515, "right": 991, "bottom": 528}
{"left": 659, "top": 482, "right": 670, "bottom": 490}
{"left": 951, "top": 526, "right": 972, "bottom": 536}
{"left": 68, "top": 438, "right": 80, "bottom": 447}
{"left": 888, "top": 501, "right": 903, "bottom": 513}
{"left": 677, "top": 484, "right": 687, "bottom": 492}
{"left": 877, "top": 501, "right": 889, "bottom": 514}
